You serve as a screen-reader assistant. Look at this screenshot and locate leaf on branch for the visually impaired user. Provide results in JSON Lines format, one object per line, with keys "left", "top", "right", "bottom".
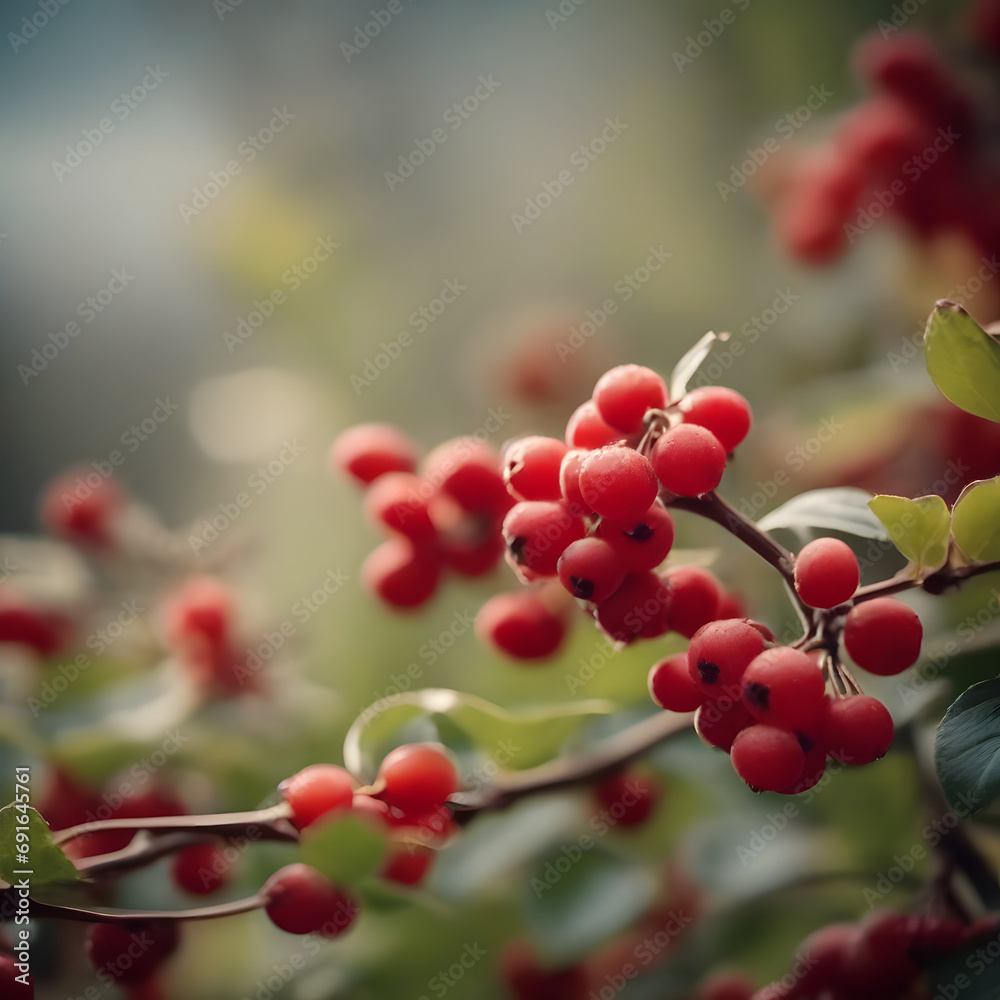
{"left": 924, "top": 300, "right": 1000, "bottom": 423}
{"left": 934, "top": 678, "right": 1000, "bottom": 814}
{"left": 868, "top": 494, "right": 950, "bottom": 575}
{"left": 0, "top": 805, "right": 81, "bottom": 886}
{"left": 343, "top": 688, "right": 616, "bottom": 783}
{"left": 299, "top": 812, "right": 389, "bottom": 885}
{"left": 951, "top": 477, "right": 1000, "bottom": 563}
{"left": 669, "top": 331, "right": 727, "bottom": 402}
{"left": 755, "top": 487, "right": 888, "bottom": 541}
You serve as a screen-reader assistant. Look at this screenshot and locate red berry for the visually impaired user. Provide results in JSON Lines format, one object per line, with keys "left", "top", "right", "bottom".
{"left": 695, "top": 698, "right": 752, "bottom": 752}
{"left": 40, "top": 468, "right": 127, "bottom": 548}
{"left": 503, "top": 436, "right": 569, "bottom": 501}
{"left": 679, "top": 387, "right": 753, "bottom": 453}
{"left": 592, "top": 364, "right": 668, "bottom": 433}
{"left": 821, "top": 695, "right": 893, "bottom": 765}
{"left": 330, "top": 424, "right": 417, "bottom": 485}
{"left": 579, "top": 445, "right": 658, "bottom": 521}
{"left": 687, "top": 619, "right": 770, "bottom": 698}
{"left": 475, "top": 591, "right": 567, "bottom": 660}
{"left": 730, "top": 725, "right": 806, "bottom": 792}
{"left": 502, "top": 501, "right": 585, "bottom": 577}
{"left": 661, "top": 565, "right": 722, "bottom": 639}
{"left": 280, "top": 763, "right": 355, "bottom": 830}
{"left": 0, "top": 592, "right": 72, "bottom": 657}
{"left": 0, "top": 954, "right": 32, "bottom": 998}
{"left": 500, "top": 940, "right": 587, "bottom": 1000}
{"left": 351, "top": 792, "right": 393, "bottom": 825}
{"left": 596, "top": 571, "right": 671, "bottom": 643}
{"left": 794, "top": 538, "right": 859, "bottom": 609}
{"left": 378, "top": 743, "right": 458, "bottom": 813}
{"left": 565, "top": 400, "right": 621, "bottom": 450}
{"left": 649, "top": 653, "right": 705, "bottom": 712}
{"left": 381, "top": 844, "right": 435, "bottom": 886}
{"left": 87, "top": 921, "right": 180, "bottom": 984}
{"left": 778, "top": 743, "right": 828, "bottom": 795}
{"left": 651, "top": 424, "right": 727, "bottom": 497}
{"left": 792, "top": 923, "right": 856, "bottom": 996}
{"left": 422, "top": 437, "right": 511, "bottom": 517}
{"left": 593, "top": 772, "right": 659, "bottom": 827}
{"left": 558, "top": 447, "right": 593, "bottom": 516}
{"left": 839, "top": 910, "right": 919, "bottom": 998}
{"left": 364, "top": 472, "right": 438, "bottom": 542}
{"left": 171, "top": 842, "right": 230, "bottom": 895}
{"left": 596, "top": 500, "right": 675, "bottom": 572}
{"left": 262, "top": 863, "right": 359, "bottom": 936}
{"left": 697, "top": 971, "right": 756, "bottom": 1000}
{"left": 440, "top": 527, "right": 505, "bottom": 577}
{"left": 557, "top": 537, "right": 626, "bottom": 603}
{"left": 741, "top": 647, "right": 827, "bottom": 730}
{"left": 843, "top": 598, "right": 922, "bottom": 675}
{"left": 162, "top": 576, "right": 233, "bottom": 649}
{"left": 362, "top": 537, "right": 441, "bottom": 609}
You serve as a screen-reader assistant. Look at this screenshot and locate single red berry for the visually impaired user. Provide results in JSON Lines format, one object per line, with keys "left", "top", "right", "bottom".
{"left": 503, "top": 436, "right": 569, "bottom": 501}
{"left": 821, "top": 695, "right": 893, "bottom": 765}
{"left": 695, "top": 698, "right": 752, "bottom": 752}
{"left": 362, "top": 537, "right": 442, "bottom": 609}
{"left": 592, "top": 364, "right": 668, "bottom": 433}
{"left": 87, "top": 921, "right": 180, "bottom": 984}
{"left": 499, "top": 940, "right": 587, "bottom": 1000}
{"left": 839, "top": 910, "right": 920, "bottom": 998}
{"left": 579, "top": 445, "right": 658, "bottom": 521}
{"left": 280, "top": 763, "right": 355, "bottom": 829}
{"left": 0, "top": 954, "right": 32, "bottom": 999}
{"left": 383, "top": 802, "right": 458, "bottom": 844}
{"left": 502, "top": 500, "right": 585, "bottom": 577}
{"left": 679, "top": 387, "right": 753, "bottom": 452}
{"left": 440, "top": 527, "right": 505, "bottom": 577}
{"left": 261, "top": 863, "right": 359, "bottom": 936}
{"left": 475, "top": 591, "right": 567, "bottom": 660}
{"left": 794, "top": 538, "right": 859, "bottom": 609}
{"left": 364, "top": 472, "right": 438, "bottom": 543}
{"left": 422, "top": 437, "right": 511, "bottom": 517}
{"left": 687, "top": 619, "right": 770, "bottom": 698}
{"left": 557, "top": 537, "right": 627, "bottom": 603}
{"left": 596, "top": 500, "right": 675, "bottom": 572}
{"left": 351, "top": 792, "right": 394, "bottom": 825}
{"left": 558, "top": 447, "right": 593, "bottom": 516}
{"left": 741, "top": 647, "right": 827, "bottom": 730}
{"left": 649, "top": 653, "right": 705, "bottom": 712}
{"left": 564, "top": 400, "right": 621, "bottom": 450}
{"left": 40, "top": 467, "right": 127, "bottom": 548}
{"left": 697, "top": 971, "right": 756, "bottom": 1000}
{"left": 381, "top": 844, "right": 435, "bottom": 886}
{"left": 593, "top": 772, "right": 659, "bottom": 828}
{"left": 596, "top": 571, "right": 671, "bottom": 643}
{"left": 651, "top": 424, "right": 727, "bottom": 497}
{"left": 162, "top": 576, "right": 233, "bottom": 649}
{"left": 843, "top": 597, "right": 922, "bottom": 675}
{"left": 791, "top": 923, "right": 857, "bottom": 997}
{"left": 778, "top": 743, "right": 828, "bottom": 795}
{"left": 0, "top": 592, "right": 72, "bottom": 657}
{"left": 661, "top": 565, "right": 722, "bottom": 638}
{"left": 330, "top": 424, "right": 417, "bottom": 485}
{"left": 730, "top": 724, "right": 806, "bottom": 792}
{"left": 171, "top": 842, "right": 231, "bottom": 895}
{"left": 378, "top": 743, "right": 458, "bottom": 813}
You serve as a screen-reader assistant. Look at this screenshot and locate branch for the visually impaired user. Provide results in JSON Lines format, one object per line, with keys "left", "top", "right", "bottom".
{"left": 23, "top": 892, "right": 266, "bottom": 925}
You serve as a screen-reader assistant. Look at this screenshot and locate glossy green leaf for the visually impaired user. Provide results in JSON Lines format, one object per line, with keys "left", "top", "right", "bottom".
{"left": 343, "top": 688, "right": 616, "bottom": 782}
{"left": 952, "top": 477, "right": 1000, "bottom": 563}
{"left": 924, "top": 300, "right": 1000, "bottom": 423}
{"left": 934, "top": 678, "right": 1000, "bottom": 814}
{"left": 756, "top": 487, "right": 887, "bottom": 540}
{"left": 0, "top": 805, "right": 80, "bottom": 886}
{"left": 523, "top": 846, "right": 659, "bottom": 962}
{"left": 868, "top": 494, "right": 950, "bottom": 573}
{"left": 299, "top": 812, "right": 389, "bottom": 885}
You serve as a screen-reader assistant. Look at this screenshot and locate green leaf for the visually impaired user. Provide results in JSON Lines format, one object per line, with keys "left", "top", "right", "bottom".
{"left": 868, "top": 494, "right": 951, "bottom": 573}
{"left": 952, "top": 477, "right": 1000, "bottom": 563}
{"left": 299, "top": 812, "right": 389, "bottom": 885}
{"left": 523, "top": 847, "right": 659, "bottom": 962}
{"left": 0, "top": 805, "right": 81, "bottom": 886}
{"left": 924, "top": 300, "right": 1000, "bottom": 423}
{"left": 343, "top": 688, "right": 616, "bottom": 782}
{"left": 756, "top": 487, "right": 887, "bottom": 541}
{"left": 934, "top": 678, "right": 1000, "bottom": 813}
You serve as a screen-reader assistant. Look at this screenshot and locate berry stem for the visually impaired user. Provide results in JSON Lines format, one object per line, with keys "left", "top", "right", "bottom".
{"left": 20, "top": 892, "right": 266, "bottom": 925}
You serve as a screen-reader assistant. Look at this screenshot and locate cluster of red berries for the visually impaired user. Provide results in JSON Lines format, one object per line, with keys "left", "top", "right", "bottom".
{"left": 332, "top": 424, "right": 510, "bottom": 608}
{"left": 771, "top": 4, "right": 1000, "bottom": 264}
{"left": 648, "top": 540, "right": 923, "bottom": 792}
{"left": 701, "top": 909, "right": 998, "bottom": 1000}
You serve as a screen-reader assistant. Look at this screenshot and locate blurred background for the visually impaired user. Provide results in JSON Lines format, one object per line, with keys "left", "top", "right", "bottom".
{"left": 5, "top": 0, "right": 1000, "bottom": 997}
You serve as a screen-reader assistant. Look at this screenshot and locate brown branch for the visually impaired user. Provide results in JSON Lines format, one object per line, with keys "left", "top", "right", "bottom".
{"left": 24, "top": 893, "right": 266, "bottom": 925}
